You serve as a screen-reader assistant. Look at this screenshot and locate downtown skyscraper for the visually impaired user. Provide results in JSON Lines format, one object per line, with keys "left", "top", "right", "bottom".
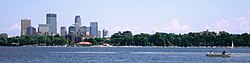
{"left": 21, "top": 19, "right": 31, "bottom": 36}
{"left": 46, "top": 13, "right": 57, "bottom": 34}
{"left": 75, "top": 15, "right": 81, "bottom": 35}
{"left": 90, "top": 22, "right": 98, "bottom": 37}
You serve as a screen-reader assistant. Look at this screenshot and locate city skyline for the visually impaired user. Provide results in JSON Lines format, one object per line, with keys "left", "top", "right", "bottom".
{"left": 1, "top": 0, "right": 250, "bottom": 37}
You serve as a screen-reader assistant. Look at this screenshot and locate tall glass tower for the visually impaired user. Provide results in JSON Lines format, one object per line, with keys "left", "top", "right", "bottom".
{"left": 46, "top": 13, "right": 57, "bottom": 34}
{"left": 90, "top": 22, "right": 98, "bottom": 37}
{"left": 75, "top": 15, "right": 81, "bottom": 35}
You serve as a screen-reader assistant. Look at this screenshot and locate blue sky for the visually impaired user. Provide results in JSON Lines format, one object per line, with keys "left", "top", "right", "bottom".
{"left": 1, "top": 0, "right": 250, "bottom": 37}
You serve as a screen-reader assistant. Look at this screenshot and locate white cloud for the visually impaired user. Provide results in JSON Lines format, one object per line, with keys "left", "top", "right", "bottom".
{"left": 150, "top": 17, "right": 190, "bottom": 33}
{"left": 0, "top": 23, "right": 21, "bottom": 37}
{"left": 238, "top": 16, "right": 245, "bottom": 20}
{"left": 110, "top": 18, "right": 191, "bottom": 34}
{"left": 0, "top": 23, "right": 21, "bottom": 32}
{"left": 110, "top": 23, "right": 142, "bottom": 34}
{"left": 205, "top": 19, "right": 230, "bottom": 32}
{"left": 237, "top": 17, "right": 250, "bottom": 32}
{"left": 205, "top": 15, "right": 250, "bottom": 33}
{"left": 164, "top": 18, "right": 190, "bottom": 32}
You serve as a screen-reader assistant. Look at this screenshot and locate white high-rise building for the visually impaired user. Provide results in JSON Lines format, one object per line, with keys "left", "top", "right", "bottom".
{"left": 46, "top": 13, "right": 57, "bottom": 34}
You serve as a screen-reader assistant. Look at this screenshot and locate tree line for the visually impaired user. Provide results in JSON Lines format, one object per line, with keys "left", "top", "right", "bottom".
{"left": 0, "top": 34, "right": 68, "bottom": 46}
{"left": 1, "top": 30, "right": 250, "bottom": 47}
{"left": 109, "top": 30, "right": 250, "bottom": 47}
{"left": 0, "top": 34, "right": 108, "bottom": 46}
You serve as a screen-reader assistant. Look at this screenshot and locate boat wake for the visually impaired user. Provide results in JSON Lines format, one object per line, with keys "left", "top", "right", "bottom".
{"left": 49, "top": 52, "right": 117, "bottom": 54}
{"left": 130, "top": 52, "right": 203, "bottom": 55}
{"left": 230, "top": 53, "right": 250, "bottom": 57}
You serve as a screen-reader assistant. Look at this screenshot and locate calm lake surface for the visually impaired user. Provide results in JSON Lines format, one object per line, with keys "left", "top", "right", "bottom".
{"left": 0, "top": 47, "right": 250, "bottom": 63}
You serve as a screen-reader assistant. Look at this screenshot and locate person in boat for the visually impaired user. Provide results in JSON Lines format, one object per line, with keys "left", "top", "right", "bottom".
{"left": 207, "top": 51, "right": 213, "bottom": 55}
{"left": 222, "top": 50, "right": 226, "bottom": 55}
{"left": 210, "top": 51, "right": 213, "bottom": 54}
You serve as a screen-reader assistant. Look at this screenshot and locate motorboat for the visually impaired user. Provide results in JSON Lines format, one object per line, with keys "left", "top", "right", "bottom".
{"left": 206, "top": 53, "right": 231, "bottom": 57}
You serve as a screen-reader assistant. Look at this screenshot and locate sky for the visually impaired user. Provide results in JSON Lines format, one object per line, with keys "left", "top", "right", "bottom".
{"left": 1, "top": 0, "right": 250, "bottom": 37}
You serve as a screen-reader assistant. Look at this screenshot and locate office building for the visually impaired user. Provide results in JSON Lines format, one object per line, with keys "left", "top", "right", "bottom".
{"left": 46, "top": 13, "right": 57, "bottom": 34}
{"left": 27, "top": 26, "right": 36, "bottom": 36}
{"left": 68, "top": 26, "right": 76, "bottom": 43}
{"left": 98, "top": 31, "right": 101, "bottom": 38}
{"left": 102, "top": 29, "right": 108, "bottom": 38}
{"left": 75, "top": 15, "right": 81, "bottom": 35}
{"left": 68, "top": 26, "right": 75, "bottom": 35}
{"left": 38, "top": 24, "right": 50, "bottom": 33}
{"left": 60, "top": 27, "right": 67, "bottom": 36}
{"left": 79, "top": 26, "right": 86, "bottom": 36}
{"left": 21, "top": 19, "right": 31, "bottom": 36}
{"left": 85, "top": 27, "right": 90, "bottom": 36}
{"left": 90, "top": 22, "right": 98, "bottom": 37}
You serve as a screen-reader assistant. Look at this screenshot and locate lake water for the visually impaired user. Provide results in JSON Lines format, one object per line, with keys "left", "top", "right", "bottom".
{"left": 0, "top": 47, "right": 250, "bottom": 63}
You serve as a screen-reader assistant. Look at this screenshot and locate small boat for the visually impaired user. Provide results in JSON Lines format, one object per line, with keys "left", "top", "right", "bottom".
{"left": 206, "top": 53, "right": 231, "bottom": 57}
